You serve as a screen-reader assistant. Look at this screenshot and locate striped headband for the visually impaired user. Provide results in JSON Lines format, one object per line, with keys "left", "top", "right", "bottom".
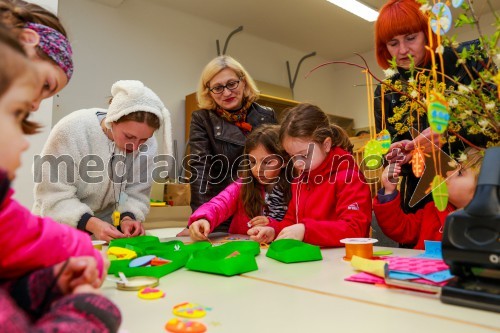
{"left": 25, "top": 22, "right": 73, "bottom": 81}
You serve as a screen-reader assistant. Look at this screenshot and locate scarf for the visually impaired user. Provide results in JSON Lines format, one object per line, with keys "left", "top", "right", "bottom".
{"left": 214, "top": 99, "right": 253, "bottom": 135}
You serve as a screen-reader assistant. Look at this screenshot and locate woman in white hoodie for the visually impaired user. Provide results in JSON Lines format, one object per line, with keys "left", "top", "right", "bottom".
{"left": 33, "top": 80, "right": 172, "bottom": 242}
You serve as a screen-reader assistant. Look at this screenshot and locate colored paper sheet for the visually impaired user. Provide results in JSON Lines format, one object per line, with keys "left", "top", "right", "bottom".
{"left": 388, "top": 269, "right": 453, "bottom": 283}
{"left": 386, "top": 256, "right": 449, "bottom": 275}
{"left": 414, "top": 240, "right": 443, "bottom": 259}
{"left": 350, "top": 255, "right": 387, "bottom": 278}
{"left": 345, "top": 272, "right": 385, "bottom": 284}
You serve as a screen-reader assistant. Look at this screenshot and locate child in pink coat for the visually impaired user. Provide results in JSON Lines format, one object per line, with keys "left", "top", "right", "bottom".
{"left": 373, "top": 148, "right": 483, "bottom": 249}
{"left": 188, "top": 124, "right": 291, "bottom": 240}
{"left": 0, "top": 26, "right": 104, "bottom": 280}
{"left": 0, "top": 24, "right": 120, "bottom": 332}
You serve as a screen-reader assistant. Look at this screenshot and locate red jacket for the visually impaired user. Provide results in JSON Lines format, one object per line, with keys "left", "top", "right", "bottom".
{"left": 373, "top": 192, "right": 455, "bottom": 249}
{"left": 268, "top": 147, "right": 372, "bottom": 247}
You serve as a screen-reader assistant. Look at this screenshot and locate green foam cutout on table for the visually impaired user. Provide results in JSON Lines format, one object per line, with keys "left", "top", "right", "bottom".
{"left": 185, "top": 241, "right": 260, "bottom": 276}
{"left": 266, "top": 239, "right": 323, "bottom": 263}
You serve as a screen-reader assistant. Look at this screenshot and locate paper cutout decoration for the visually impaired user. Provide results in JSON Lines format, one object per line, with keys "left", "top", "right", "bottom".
{"left": 376, "top": 129, "right": 391, "bottom": 154}
{"left": 107, "top": 247, "right": 137, "bottom": 260}
{"left": 350, "top": 255, "right": 387, "bottom": 278}
{"left": 165, "top": 318, "right": 207, "bottom": 333}
{"left": 410, "top": 146, "right": 429, "bottom": 177}
{"left": 415, "top": 240, "right": 443, "bottom": 259}
{"left": 452, "top": 0, "right": 465, "bottom": 8}
{"left": 363, "top": 139, "right": 383, "bottom": 169}
{"left": 427, "top": 92, "right": 450, "bottom": 134}
{"left": 137, "top": 287, "right": 165, "bottom": 300}
{"left": 172, "top": 302, "right": 209, "bottom": 319}
{"left": 430, "top": 3, "right": 452, "bottom": 35}
{"left": 129, "top": 255, "right": 156, "bottom": 268}
{"left": 431, "top": 175, "right": 449, "bottom": 211}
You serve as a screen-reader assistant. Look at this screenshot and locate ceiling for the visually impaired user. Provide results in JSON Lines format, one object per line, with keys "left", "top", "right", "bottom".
{"left": 151, "top": 0, "right": 499, "bottom": 60}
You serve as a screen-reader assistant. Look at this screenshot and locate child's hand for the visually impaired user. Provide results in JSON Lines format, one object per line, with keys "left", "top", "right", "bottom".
{"left": 247, "top": 215, "right": 269, "bottom": 228}
{"left": 276, "top": 224, "right": 305, "bottom": 241}
{"left": 189, "top": 219, "right": 211, "bottom": 241}
{"left": 381, "top": 163, "right": 401, "bottom": 195}
{"left": 54, "top": 257, "right": 101, "bottom": 295}
{"left": 120, "top": 218, "right": 145, "bottom": 237}
{"left": 247, "top": 226, "right": 275, "bottom": 243}
{"left": 72, "top": 284, "right": 101, "bottom": 295}
{"left": 386, "top": 141, "right": 412, "bottom": 165}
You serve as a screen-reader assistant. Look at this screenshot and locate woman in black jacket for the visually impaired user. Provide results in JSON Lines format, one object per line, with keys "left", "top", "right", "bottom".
{"left": 373, "top": 0, "right": 491, "bottom": 215}
{"left": 179, "top": 55, "right": 277, "bottom": 235}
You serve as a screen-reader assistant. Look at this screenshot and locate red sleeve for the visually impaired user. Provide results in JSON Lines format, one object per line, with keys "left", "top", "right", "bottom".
{"left": 0, "top": 196, "right": 104, "bottom": 279}
{"left": 188, "top": 181, "right": 241, "bottom": 233}
{"left": 302, "top": 170, "right": 372, "bottom": 247}
{"left": 373, "top": 192, "right": 423, "bottom": 245}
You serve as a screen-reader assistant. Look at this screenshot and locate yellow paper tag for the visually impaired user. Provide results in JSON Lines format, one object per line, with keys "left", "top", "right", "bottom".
{"left": 113, "top": 210, "right": 120, "bottom": 227}
{"left": 350, "top": 255, "right": 387, "bottom": 278}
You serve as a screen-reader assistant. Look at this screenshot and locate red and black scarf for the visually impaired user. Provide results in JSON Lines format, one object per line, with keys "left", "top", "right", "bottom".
{"left": 214, "top": 99, "right": 253, "bottom": 135}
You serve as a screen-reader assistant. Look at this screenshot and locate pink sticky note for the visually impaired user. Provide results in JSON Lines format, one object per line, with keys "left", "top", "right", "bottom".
{"left": 345, "top": 272, "right": 385, "bottom": 284}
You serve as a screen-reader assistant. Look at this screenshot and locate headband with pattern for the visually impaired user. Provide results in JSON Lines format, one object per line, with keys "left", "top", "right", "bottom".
{"left": 25, "top": 22, "right": 73, "bottom": 80}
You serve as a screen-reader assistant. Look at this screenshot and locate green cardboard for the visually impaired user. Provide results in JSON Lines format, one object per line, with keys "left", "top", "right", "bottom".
{"left": 266, "top": 239, "right": 323, "bottom": 263}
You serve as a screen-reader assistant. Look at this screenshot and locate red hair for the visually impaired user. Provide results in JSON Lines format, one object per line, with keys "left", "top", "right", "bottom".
{"left": 375, "top": 0, "right": 438, "bottom": 69}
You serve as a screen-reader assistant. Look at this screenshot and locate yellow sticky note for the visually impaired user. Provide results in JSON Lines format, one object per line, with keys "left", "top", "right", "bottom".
{"left": 351, "top": 255, "right": 387, "bottom": 278}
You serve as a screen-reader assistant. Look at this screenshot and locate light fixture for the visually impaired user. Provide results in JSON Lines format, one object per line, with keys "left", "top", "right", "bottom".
{"left": 327, "top": 0, "right": 379, "bottom": 22}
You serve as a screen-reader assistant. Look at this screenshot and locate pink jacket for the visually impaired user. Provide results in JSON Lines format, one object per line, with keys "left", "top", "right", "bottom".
{"left": 0, "top": 189, "right": 104, "bottom": 279}
{"left": 188, "top": 181, "right": 254, "bottom": 235}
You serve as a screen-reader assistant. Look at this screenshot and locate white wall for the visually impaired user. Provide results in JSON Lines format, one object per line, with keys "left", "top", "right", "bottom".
{"left": 54, "top": 0, "right": 338, "bottom": 155}
{"left": 12, "top": 0, "right": 57, "bottom": 207}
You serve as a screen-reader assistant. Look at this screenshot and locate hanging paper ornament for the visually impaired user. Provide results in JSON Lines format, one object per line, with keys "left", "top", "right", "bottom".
{"left": 430, "top": 3, "right": 452, "bottom": 35}
{"left": 427, "top": 92, "right": 450, "bottom": 134}
{"left": 452, "top": 0, "right": 464, "bottom": 8}
{"left": 376, "top": 129, "right": 391, "bottom": 154}
{"left": 363, "top": 139, "right": 383, "bottom": 170}
{"left": 410, "top": 146, "right": 429, "bottom": 178}
{"left": 431, "top": 175, "right": 449, "bottom": 211}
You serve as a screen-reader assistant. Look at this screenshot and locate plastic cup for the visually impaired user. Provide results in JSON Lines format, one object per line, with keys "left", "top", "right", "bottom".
{"left": 92, "top": 240, "right": 106, "bottom": 250}
{"left": 340, "top": 238, "right": 378, "bottom": 261}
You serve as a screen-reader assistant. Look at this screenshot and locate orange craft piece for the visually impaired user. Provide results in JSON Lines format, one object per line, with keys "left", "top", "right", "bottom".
{"left": 151, "top": 258, "right": 172, "bottom": 266}
{"left": 410, "top": 146, "right": 429, "bottom": 178}
{"left": 165, "top": 318, "right": 207, "bottom": 333}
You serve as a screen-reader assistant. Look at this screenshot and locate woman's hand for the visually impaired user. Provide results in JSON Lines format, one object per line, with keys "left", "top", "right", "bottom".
{"left": 120, "top": 218, "right": 145, "bottom": 237}
{"left": 247, "top": 215, "right": 270, "bottom": 228}
{"left": 404, "top": 127, "right": 443, "bottom": 152}
{"left": 87, "top": 217, "right": 124, "bottom": 242}
{"left": 189, "top": 219, "right": 211, "bottom": 241}
{"left": 247, "top": 226, "right": 275, "bottom": 243}
{"left": 54, "top": 257, "right": 101, "bottom": 295}
{"left": 276, "top": 224, "right": 306, "bottom": 241}
{"left": 381, "top": 163, "right": 401, "bottom": 195}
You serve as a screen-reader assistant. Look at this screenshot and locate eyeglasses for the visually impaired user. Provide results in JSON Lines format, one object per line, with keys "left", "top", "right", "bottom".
{"left": 208, "top": 80, "right": 240, "bottom": 94}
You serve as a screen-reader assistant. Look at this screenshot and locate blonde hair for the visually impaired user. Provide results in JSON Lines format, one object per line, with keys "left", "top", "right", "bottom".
{"left": 196, "top": 55, "right": 259, "bottom": 110}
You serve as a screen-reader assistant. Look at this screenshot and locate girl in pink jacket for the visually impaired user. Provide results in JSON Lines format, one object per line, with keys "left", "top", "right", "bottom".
{"left": 188, "top": 124, "right": 291, "bottom": 240}
{"left": 0, "top": 25, "right": 104, "bottom": 280}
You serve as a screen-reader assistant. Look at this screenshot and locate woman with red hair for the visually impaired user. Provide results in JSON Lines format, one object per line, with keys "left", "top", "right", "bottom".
{"left": 373, "top": 0, "right": 488, "bottom": 218}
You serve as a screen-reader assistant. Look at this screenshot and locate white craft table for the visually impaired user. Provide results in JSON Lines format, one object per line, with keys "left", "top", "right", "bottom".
{"left": 102, "top": 239, "right": 500, "bottom": 333}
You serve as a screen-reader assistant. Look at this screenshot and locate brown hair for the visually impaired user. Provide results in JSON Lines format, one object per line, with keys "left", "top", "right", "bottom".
{"left": 374, "top": 0, "right": 438, "bottom": 69}
{"left": 115, "top": 111, "right": 161, "bottom": 130}
{"left": 240, "top": 124, "right": 291, "bottom": 219}
{"left": 0, "top": 24, "right": 40, "bottom": 134}
{"left": 279, "top": 103, "right": 353, "bottom": 153}
{"left": 0, "top": 0, "right": 67, "bottom": 64}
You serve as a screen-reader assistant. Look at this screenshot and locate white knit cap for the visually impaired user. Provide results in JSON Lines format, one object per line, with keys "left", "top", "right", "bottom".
{"left": 104, "top": 80, "right": 173, "bottom": 158}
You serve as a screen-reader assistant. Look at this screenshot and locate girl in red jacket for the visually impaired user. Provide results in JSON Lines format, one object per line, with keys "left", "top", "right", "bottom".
{"left": 249, "top": 103, "right": 372, "bottom": 246}
{"left": 188, "top": 124, "right": 291, "bottom": 240}
{"left": 373, "top": 148, "right": 483, "bottom": 249}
